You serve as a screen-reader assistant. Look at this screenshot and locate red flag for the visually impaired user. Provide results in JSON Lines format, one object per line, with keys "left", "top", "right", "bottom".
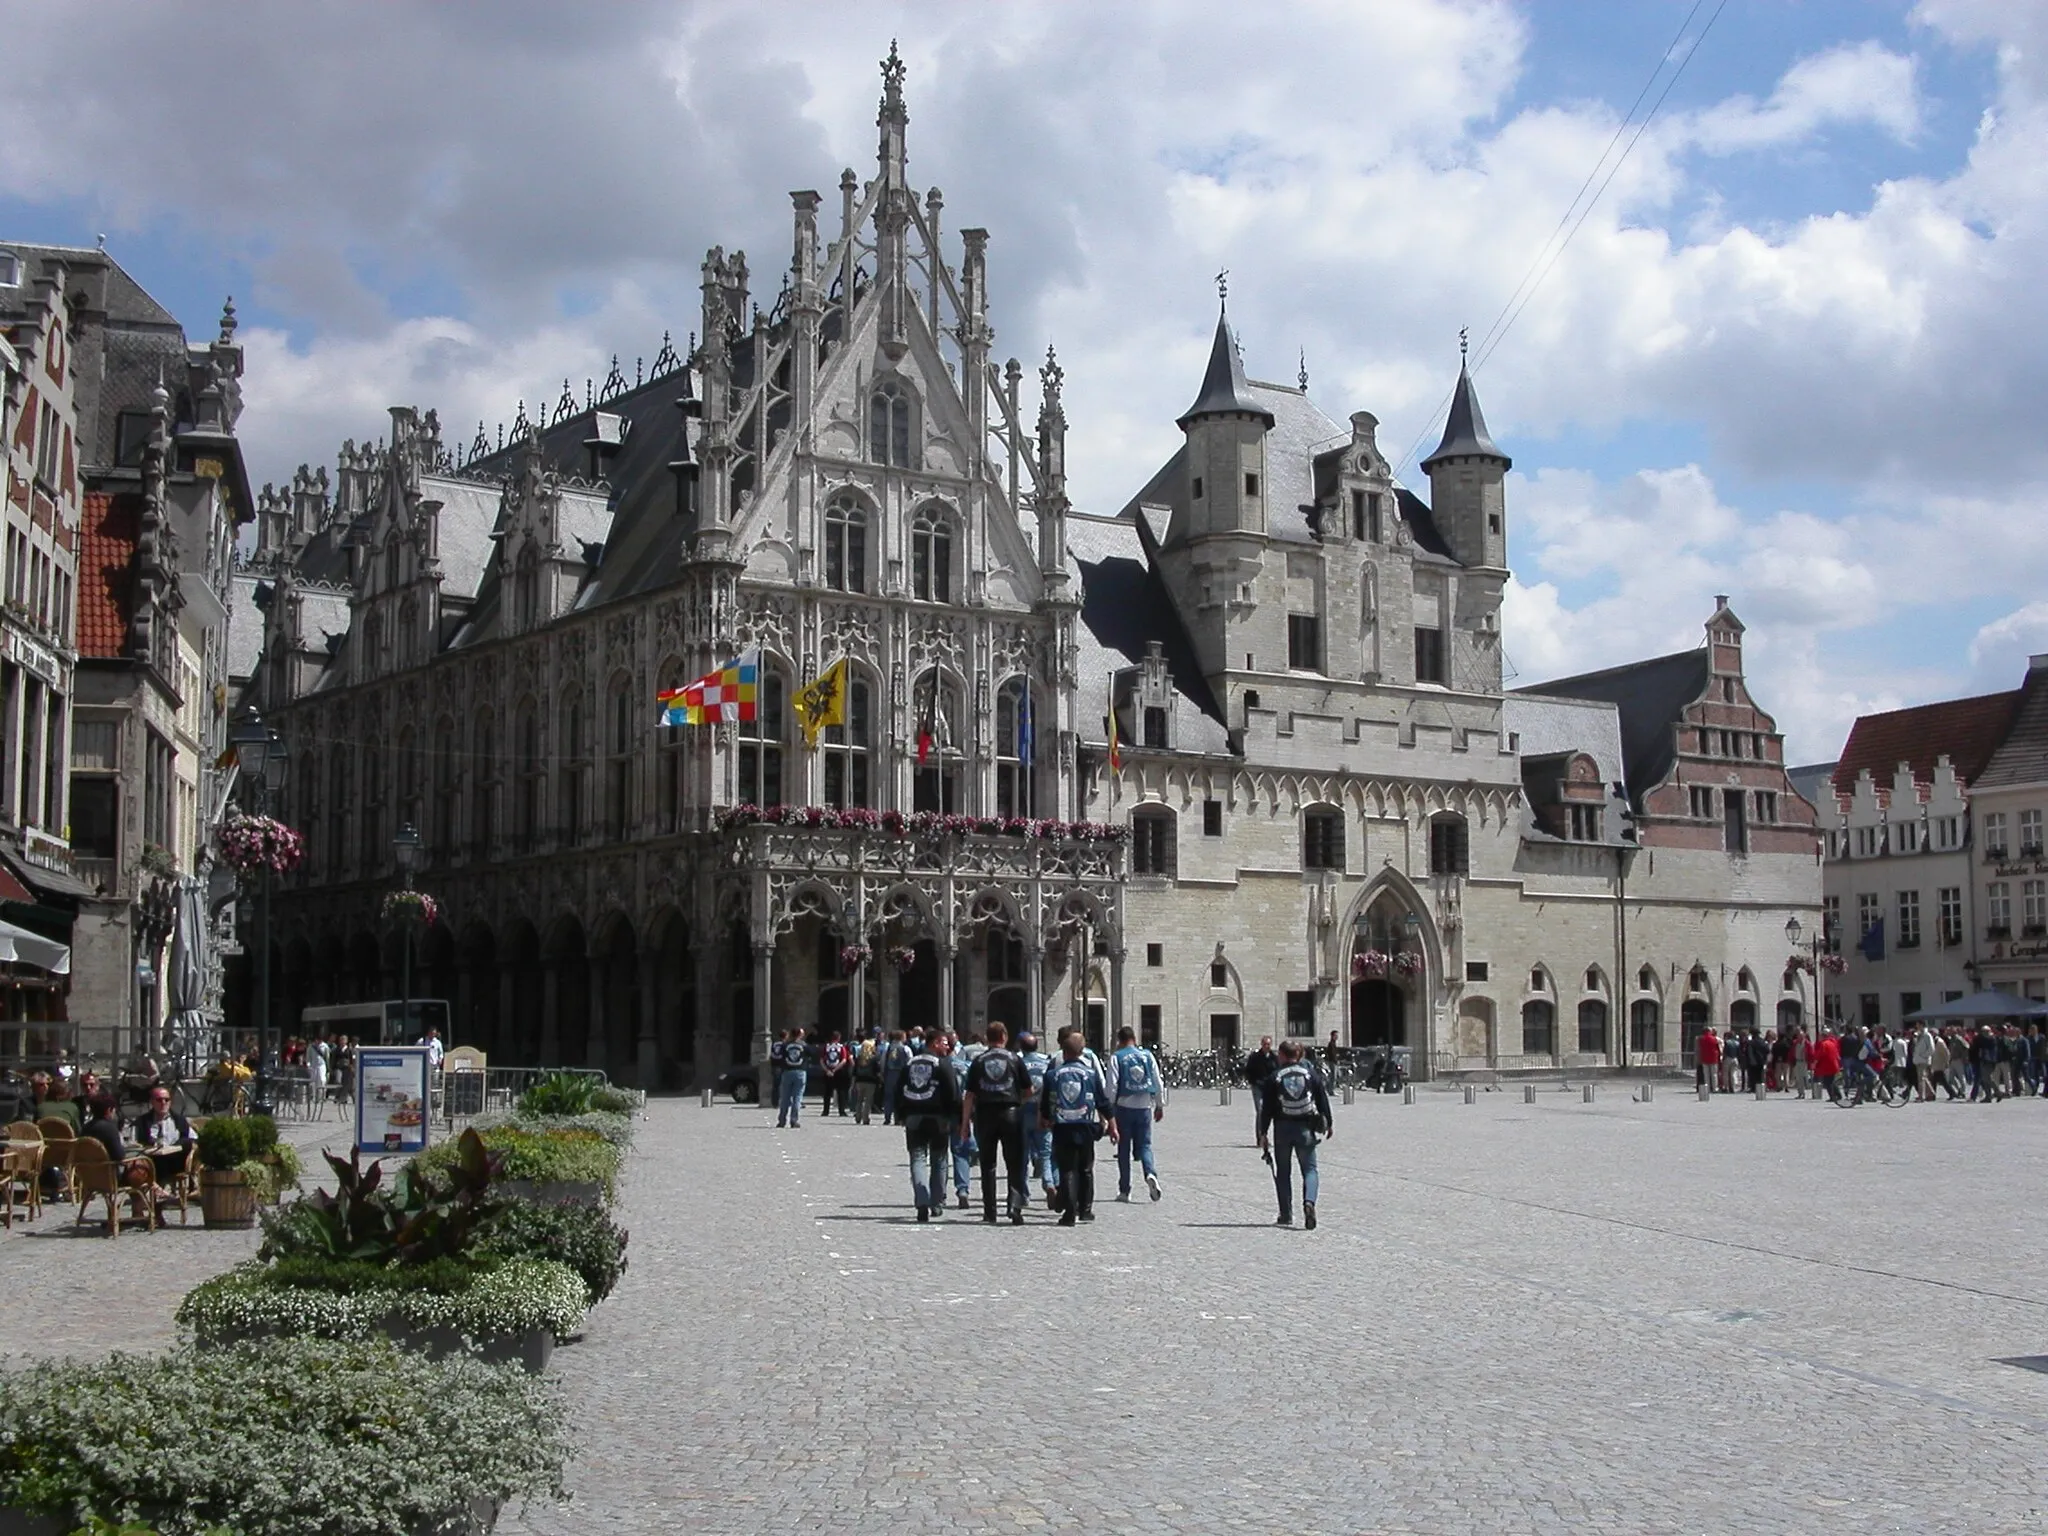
{"left": 916, "top": 674, "right": 936, "bottom": 766}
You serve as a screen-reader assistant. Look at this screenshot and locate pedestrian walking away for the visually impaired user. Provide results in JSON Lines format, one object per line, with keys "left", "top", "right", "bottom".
{"left": 774, "top": 1028, "right": 810, "bottom": 1128}
{"left": 1258, "top": 1040, "right": 1333, "bottom": 1229}
{"left": 1016, "top": 1031, "right": 1055, "bottom": 1206}
{"left": 880, "top": 1030, "right": 911, "bottom": 1125}
{"left": 960, "top": 1022, "right": 1032, "bottom": 1224}
{"left": 938, "top": 1034, "right": 977, "bottom": 1207}
{"left": 1108, "top": 1025, "right": 1167, "bottom": 1202}
{"left": 852, "top": 1034, "right": 880, "bottom": 1124}
{"left": 1243, "top": 1035, "right": 1279, "bottom": 1144}
{"left": 895, "top": 1037, "right": 960, "bottom": 1221}
{"left": 1041, "top": 1026, "right": 1117, "bottom": 1224}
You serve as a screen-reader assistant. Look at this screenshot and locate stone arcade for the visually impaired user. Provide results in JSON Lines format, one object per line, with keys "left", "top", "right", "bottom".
{"left": 242, "top": 51, "right": 1821, "bottom": 1085}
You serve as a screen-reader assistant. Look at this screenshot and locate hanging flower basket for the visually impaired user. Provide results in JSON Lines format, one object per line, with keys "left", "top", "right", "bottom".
{"left": 839, "top": 943, "right": 872, "bottom": 976}
{"left": 217, "top": 812, "right": 306, "bottom": 877}
{"left": 1392, "top": 951, "right": 1424, "bottom": 977}
{"left": 1351, "top": 950, "right": 1392, "bottom": 980}
{"left": 382, "top": 889, "right": 440, "bottom": 928}
{"left": 887, "top": 945, "right": 918, "bottom": 974}
{"left": 1817, "top": 953, "right": 1847, "bottom": 975}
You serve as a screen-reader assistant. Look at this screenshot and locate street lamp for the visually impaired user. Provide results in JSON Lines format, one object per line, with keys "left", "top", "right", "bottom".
{"left": 392, "top": 822, "right": 425, "bottom": 1046}
{"left": 1786, "top": 913, "right": 1825, "bottom": 1038}
{"left": 1400, "top": 910, "right": 1422, "bottom": 1064}
{"left": 229, "top": 712, "right": 287, "bottom": 1115}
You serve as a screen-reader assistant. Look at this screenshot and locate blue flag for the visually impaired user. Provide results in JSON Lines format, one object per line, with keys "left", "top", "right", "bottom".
{"left": 1858, "top": 919, "right": 1885, "bottom": 962}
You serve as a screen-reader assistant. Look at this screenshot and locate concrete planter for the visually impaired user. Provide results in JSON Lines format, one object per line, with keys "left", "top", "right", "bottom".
{"left": 497, "top": 1177, "right": 605, "bottom": 1207}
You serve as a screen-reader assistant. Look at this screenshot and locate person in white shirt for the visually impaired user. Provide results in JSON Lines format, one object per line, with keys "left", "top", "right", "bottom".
{"left": 419, "top": 1024, "right": 445, "bottom": 1073}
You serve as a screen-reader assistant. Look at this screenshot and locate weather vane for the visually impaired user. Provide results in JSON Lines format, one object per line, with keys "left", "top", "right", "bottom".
{"left": 1459, "top": 325, "right": 1469, "bottom": 361}
{"left": 1216, "top": 267, "right": 1229, "bottom": 309}
{"left": 1298, "top": 348, "right": 1309, "bottom": 392}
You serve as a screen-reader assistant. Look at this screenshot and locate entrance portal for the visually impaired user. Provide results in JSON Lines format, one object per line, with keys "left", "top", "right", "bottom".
{"left": 1351, "top": 980, "right": 1406, "bottom": 1048}
{"left": 1209, "top": 1012, "right": 1240, "bottom": 1054}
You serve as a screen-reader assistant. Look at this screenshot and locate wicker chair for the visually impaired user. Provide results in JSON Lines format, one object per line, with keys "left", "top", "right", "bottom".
{"left": 34, "top": 1117, "right": 75, "bottom": 1204}
{"left": 71, "top": 1138, "right": 154, "bottom": 1238}
{"left": 3, "top": 1121, "right": 41, "bottom": 1225}
{"left": 153, "top": 1140, "right": 201, "bottom": 1225}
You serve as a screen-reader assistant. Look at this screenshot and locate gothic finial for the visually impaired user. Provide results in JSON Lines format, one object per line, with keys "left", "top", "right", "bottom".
{"left": 586, "top": 378, "right": 593, "bottom": 411}
{"left": 219, "top": 296, "right": 238, "bottom": 343}
{"left": 881, "top": 39, "right": 906, "bottom": 109}
{"left": 1297, "top": 348, "right": 1308, "bottom": 392}
{"left": 1459, "top": 325, "right": 1469, "bottom": 362}
{"left": 636, "top": 357, "right": 644, "bottom": 387}
{"left": 1216, "top": 267, "right": 1229, "bottom": 311}
{"left": 1040, "top": 344, "right": 1063, "bottom": 401}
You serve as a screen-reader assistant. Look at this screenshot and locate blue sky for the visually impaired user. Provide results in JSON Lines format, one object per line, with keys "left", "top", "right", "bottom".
{"left": 3, "top": 0, "right": 2043, "bottom": 763}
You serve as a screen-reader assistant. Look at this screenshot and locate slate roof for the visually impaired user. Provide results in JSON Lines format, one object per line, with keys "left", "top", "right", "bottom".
{"left": 1831, "top": 690, "right": 2021, "bottom": 798}
{"left": 1971, "top": 669, "right": 2048, "bottom": 790}
{"left": 1515, "top": 647, "right": 1712, "bottom": 806}
{"left": 226, "top": 573, "right": 266, "bottom": 683}
{"left": 77, "top": 491, "right": 139, "bottom": 659}
{"left": 1421, "top": 364, "right": 1510, "bottom": 471}
{"left": 1177, "top": 312, "right": 1274, "bottom": 427}
{"left": 1787, "top": 762, "right": 1836, "bottom": 814}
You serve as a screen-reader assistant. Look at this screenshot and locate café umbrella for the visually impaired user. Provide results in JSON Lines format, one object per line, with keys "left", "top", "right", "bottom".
{"left": 0, "top": 916, "right": 68, "bottom": 974}
{"left": 1903, "top": 990, "right": 2048, "bottom": 1022}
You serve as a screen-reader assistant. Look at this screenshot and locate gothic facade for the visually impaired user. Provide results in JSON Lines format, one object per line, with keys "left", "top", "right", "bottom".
{"left": 246, "top": 53, "right": 1822, "bottom": 1086}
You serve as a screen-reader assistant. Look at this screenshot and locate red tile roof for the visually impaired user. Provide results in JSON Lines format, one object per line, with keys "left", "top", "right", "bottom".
{"left": 78, "top": 491, "right": 139, "bottom": 659}
{"left": 1830, "top": 690, "right": 2021, "bottom": 802}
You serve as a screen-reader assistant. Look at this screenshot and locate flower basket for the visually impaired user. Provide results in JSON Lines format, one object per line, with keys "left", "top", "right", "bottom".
{"left": 839, "top": 943, "right": 871, "bottom": 976}
{"left": 1393, "top": 951, "right": 1424, "bottom": 977}
{"left": 384, "top": 888, "right": 440, "bottom": 928}
{"left": 1818, "top": 953, "right": 1847, "bottom": 975}
{"left": 1351, "top": 950, "right": 1392, "bottom": 980}
{"left": 217, "top": 812, "right": 305, "bottom": 877}
{"left": 887, "top": 945, "right": 918, "bottom": 974}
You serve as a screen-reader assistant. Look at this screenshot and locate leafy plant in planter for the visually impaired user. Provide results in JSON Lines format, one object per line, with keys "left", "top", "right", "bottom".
{"left": 258, "top": 1127, "right": 501, "bottom": 1267}
{"left": 414, "top": 1125, "right": 621, "bottom": 1200}
{"left": 0, "top": 1335, "right": 569, "bottom": 1535}
{"left": 515, "top": 1071, "right": 599, "bottom": 1117}
{"left": 195, "top": 1115, "right": 284, "bottom": 1229}
{"left": 478, "top": 1200, "right": 630, "bottom": 1305}
{"left": 588, "top": 1085, "right": 636, "bottom": 1115}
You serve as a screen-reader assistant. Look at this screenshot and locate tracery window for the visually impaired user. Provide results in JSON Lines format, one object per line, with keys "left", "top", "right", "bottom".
{"left": 869, "top": 380, "right": 913, "bottom": 467}
{"left": 822, "top": 672, "right": 873, "bottom": 810}
{"left": 995, "top": 676, "right": 1034, "bottom": 818}
{"left": 737, "top": 666, "right": 788, "bottom": 808}
{"left": 911, "top": 509, "right": 952, "bottom": 603}
{"left": 824, "top": 494, "right": 867, "bottom": 593}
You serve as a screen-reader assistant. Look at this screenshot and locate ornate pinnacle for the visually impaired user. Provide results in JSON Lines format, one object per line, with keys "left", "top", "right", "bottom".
{"left": 1039, "top": 344, "right": 1064, "bottom": 404}
{"left": 880, "top": 38, "right": 906, "bottom": 115}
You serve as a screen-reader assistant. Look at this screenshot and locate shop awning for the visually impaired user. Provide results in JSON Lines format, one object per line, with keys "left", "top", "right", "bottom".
{"left": 0, "top": 917, "right": 68, "bottom": 974}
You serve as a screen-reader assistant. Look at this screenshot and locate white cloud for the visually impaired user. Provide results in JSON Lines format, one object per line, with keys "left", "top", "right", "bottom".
{"left": 1968, "top": 602, "right": 2048, "bottom": 683}
{"left": 1690, "top": 41, "right": 1922, "bottom": 152}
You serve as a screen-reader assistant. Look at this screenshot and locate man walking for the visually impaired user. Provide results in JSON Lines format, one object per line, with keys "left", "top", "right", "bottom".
{"left": 895, "top": 1035, "right": 959, "bottom": 1222}
{"left": 774, "top": 1028, "right": 810, "bottom": 1129}
{"left": 880, "top": 1030, "right": 911, "bottom": 1125}
{"left": 1041, "top": 1028, "right": 1116, "bottom": 1226}
{"left": 1243, "top": 1035, "right": 1279, "bottom": 1145}
{"left": 851, "top": 1033, "right": 881, "bottom": 1124}
{"left": 1017, "top": 1031, "right": 1055, "bottom": 1207}
{"left": 1108, "top": 1026, "right": 1166, "bottom": 1202}
{"left": 961, "top": 1022, "right": 1032, "bottom": 1224}
{"left": 937, "top": 1035, "right": 977, "bottom": 1208}
{"left": 1257, "top": 1040, "right": 1333, "bottom": 1229}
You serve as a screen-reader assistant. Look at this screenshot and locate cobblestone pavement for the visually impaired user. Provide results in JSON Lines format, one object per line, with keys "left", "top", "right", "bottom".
{"left": 0, "top": 1115, "right": 356, "bottom": 1361}
{"left": 494, "top": 1085, "right": 2048, "bottom": 1536}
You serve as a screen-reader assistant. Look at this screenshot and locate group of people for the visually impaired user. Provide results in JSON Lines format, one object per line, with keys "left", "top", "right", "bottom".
{"left": 766, "top": 1022, "right": 1338, "bottom": 1227}
{"left": 1693, "top": 1019, "right": 2048, "bottom": 1104}
{"left": 14, "top": 1069, "right": 198, "bottom": 1206}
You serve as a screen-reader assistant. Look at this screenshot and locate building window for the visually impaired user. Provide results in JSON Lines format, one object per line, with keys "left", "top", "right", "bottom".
{"left": 911, "top": 510, "right": 952, "bottom": 602}
{"left": 910, "top": 670, "right": 961, "bottom": 813}
{"left": 1896, "top": 889, "right": 1920, "bottom": 948}
{"left": 514, "top": 550, "right": 539, "bottom": 632}
{"left": 1938, "top": 886, "right": 1963, "bottom": 947}
{"left": 1893, "top": 819, "right": 1919, "bottom": 854}
{"left": 1146, "top": 943, "right": 1163, "bottom": 968}
{"left": 1244, "top": 472, "right": 1259, "bottom": 498}
{"left": 1988, "top": 881, "right": 2011, "bottom": 936}
{"left": 1935, "top": 815, "right": 1961, "bottom": 850}
{"left": 606, "top": 681, "right": 635, "bottom": 841}
{"left": 1822, "top": 895, "right": 1841, "bottom": 952}
{"left": 1567, "top": 804, "right": 1600, "bottom": 841}
{"left": 1688, "top": 965, "right": 1709, "bottom": 995}
{"left": 1856, "top": 892, "right": 1880, "bottom": 949}
{"left": 823, "top": 495, "right": 867, "bottom": 592}
{"left": 559, "top": 700, "right": 588, "bottom": 843}
{"left": 1984, "top": 812, "right": 2008, "bottom": 860}
{"left": 1521, "top": 999, "right": 1555, "bottom": 1057}
{"left": 1429, "top": 814, "right": 1469, "bottom": 876}
{"left": 1192, "top": 475, "right": 1203, "bottom": 500}
{"left": 1350, "top": 489, "right": 1383, "bottom": 542}
{"left": 823, "top": 674, "right": 874, "bottom": 810}
{"left": 1285, "top": 990, "right": 1315, "bottom": 1038}
{"left": 1629, "top": 998, "right": 1660, "bottom": 1054}
{"left": 1302, "top": 807, "right": 1344, "bottom": 872}
{"left": 470, "top": 717, "right": 496, "bottom": 855}
{"left": 1755, "top": 790, "right": 1777, "bottom": 824}
{"left": 868, "top": 380, "right": 913, "bottom": 467}
{"left": 1859, "top": 993, "right": 1881, "bottom": 1028}
{"left": 2024, "top": 809, "right": 2044, "bottom": 857}
{"left": 987, "top": 932, "right": 1025, "bottom": 984}
{"left": 2025, "top": 879, "right": 2046, "bottom": 937}
{"left": 1414, "top": 627, "right": 1446, "bottom": 684}
{"left": 1853, "top": 826, "right": 1879, "bottom": 858}
{"left": 1210, "top": 960, "right": 1229, "bottom": 989}
{"left": 35, "top": 402, "right": 60, "bottom": 485}
{"left": 1577, "top": 999, "right": 1608, "bottom": 1055}
{"left": 993, "top": 677, "right": 1030, "bottom": 817}
{"left": 1466, "top": 961, "right": 1489, "bottom": 982}
{"left": 1723, "top": 789, "right": 1747, "bottom": 855}
{"left": 1203, "top": 799, "right": 1223, "bottom": 837}
{"left": 1287, "top": 614, "right": 1320, "bottom": 671}
{"left": 1690, "top": 786, "right": 1715, "bottom": 819}
{"left": 1131, "top": 808, "right": 1176, "bottom": 878}
{"left": 1139, "top": 1004, "right": 1162, "bottom": 1046}
{"left": 1142, "top": 706, "right": 1168, "bottom": 750}
{"left": 70, "top": 776, "right": 116, "bottom": 860}
{"left": 433, "top": 720, "right": 458, "bottom": 860}
{"left": 737, "top": 667, "right": 788, "bottom": 808}
{"left": 1531, "top": 967, "right": 1547, "bottom": 992}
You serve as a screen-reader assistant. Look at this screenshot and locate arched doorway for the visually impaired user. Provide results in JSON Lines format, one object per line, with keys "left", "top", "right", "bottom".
{"left": 499, "top": 918, "right": 543, "bottom": 1066}
{"left": 1351, "top": 980, "right": 1406, "bottom": 1049}
{"left": 897, "top": 939, "right": 939, "bottom": 1035}
{"left": 544, "top": 916, "right": 589, "bottom": 1066}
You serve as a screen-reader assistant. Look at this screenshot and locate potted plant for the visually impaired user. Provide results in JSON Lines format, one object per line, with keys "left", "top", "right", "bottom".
{"left": 195, "top": 1117, "right": 260, "bottom": 1229}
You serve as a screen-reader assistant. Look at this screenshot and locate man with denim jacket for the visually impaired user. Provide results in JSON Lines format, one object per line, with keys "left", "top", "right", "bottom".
{"left": 1108, "top": 1027, "right": 1167, "bottom": 1203}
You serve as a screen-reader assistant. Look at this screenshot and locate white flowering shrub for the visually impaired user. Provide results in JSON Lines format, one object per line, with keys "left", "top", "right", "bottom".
{"left": 479, "top": 1108, "right": 635, "bottom": 1149}
{"left": 176, "top": 1258, "right": 588, "bottom": 1346}
{"left": 0, "top": 1336, "right": 569, "bottom": 1534}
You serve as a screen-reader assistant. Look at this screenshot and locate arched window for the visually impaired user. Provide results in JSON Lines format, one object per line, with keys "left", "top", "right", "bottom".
{"left": 559, "top": 699, "right": 586, "bottom": 841}
{"left": 432, "top": 719, "right": 458, "bottom": 861}
{"left": 327, "top": 744, "right": 351, "bottom": 874}
{"left": 607, "top": 677, "right": 635, "bottom": 840}
{"left": 1131, "top": 807, "right": 1176, "bottom": 878}
{"left": 911, "top": 508, "right": 952, "bottom": 603}
{"left": 397, "top": 595, "right": 418, "bottom": 668}
{"left": 515, "top": 549, "right": 539, "bottom": 631}
{"left": 1577, "top": 998, "right": 1608, "bottom": 1054}
{"left": 1429, "top": 813, "right": 1469, "bottom": 875}
{"left": 737, "top": 663, "right": 788, "bottom": 808}
{"left": 471, "top": 713, "right": 497, "bottom": 854}
{"left": 656, "top": 660, "right": 686, "bottom": 833}
{"left": 911, "top": 669, "right": 962, "bottom": 813}
{"left": 1630, "top": 998, "right": 1661, "bottom": 1054}
{"left": 396, "top": 725, "right": 420, "bottom": 833}
{"left": 822, "top": 670, "right": 873, "bottom": 809}
{"left": 359, "top": 744, "right": 385, "bottom": 871}
{"left": 1688, "top": 965, "right": 1710, "bottom": 995}
{"left": 869, "top": 380, "right": 913, "bottom": 467}
{"left": 1302, "top": 806, "right": 1344, "bottom": 872}
{"left": 297, "top": 751, "right": 320, "bottom": 868}
{"left": 824, "top": 494, "right": 867, "bottom": 593}
{"left": 995, "top": 676, "right": 1033, "bottom": 818}
{"left": 1637, "top": 964, "right": 1656, "bottom": 992}
{"left": 1736, "top": 966, "right": 1756, "bottom": 995}
{"left": 515, "top": 705, "right": 542, "bottom": 852}
{"left": 1521, "top": 999, "right": 1555, "bottom": 1057}
{"left": 361, "top": 612, "right": 384, "bottom": 677}
{"left": 386, "top": 541, "right": 401, "bottom": 591}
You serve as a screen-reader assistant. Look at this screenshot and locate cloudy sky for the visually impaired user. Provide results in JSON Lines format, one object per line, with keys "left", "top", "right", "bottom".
{"left": 2, "top": 0, "right": 2040, "bottom": 763}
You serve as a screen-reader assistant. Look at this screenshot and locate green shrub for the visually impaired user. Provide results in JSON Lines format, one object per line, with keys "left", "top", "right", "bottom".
{"left": 194, "top": 1115, "right": 279, "bottom": 1173}
{"left": 588, "top": 1086, "right": 636, "bottom": 1114}
{"left": 178, "top": 1258, "right": 587, "bottom": 1345}
{"left": 479, "top": 1200, "right": 629, "bottom": 1305}
{"left": 256, "top": 1129, "right": 502, "bottom": 1268}
{"left": 515, "top": 1071, "right": 598, "bottom": 1116}
{"left": 487, "top": 1107, "right": 634, "bottom": 1148}
{"left": 257, "top": 1254, "right": 489, "bottom": 1296}
{"left": 0, "top": 1335, "right": 569, "bottom": 1535}
{"left": 416, "top": 1124, "right": 621, "bottom": 1196}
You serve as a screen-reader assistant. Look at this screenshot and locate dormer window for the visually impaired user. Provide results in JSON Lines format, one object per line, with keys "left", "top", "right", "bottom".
{"left": 1142, "top": 706, "right": 1168, "bottom": 749}
{"left": 1351, "top": 489, "right": 1382, "bottom": 541}
{"left": 869, "top": 380, "right": 913, "bottom": 468}
{"left": 0, "top": 252, "right": 18, "bottom": 288}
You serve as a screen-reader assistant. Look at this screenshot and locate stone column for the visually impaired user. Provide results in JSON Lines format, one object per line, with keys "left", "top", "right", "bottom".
{"left": 1026, "top": 944, "right": 1045, "bottom": 1046}
{"left": 497, "top": 968, "right": 517, "bottom": 1066}
{"left": 752, "top": 941, "right": 774, "bottom": 1095}
{"left": 692, "top": 941, "right": 721, "bottom": 1075}
{"left": 938, "top": 943, "right": 955, "bottom": 1039}
{"left": 1109, "top": 947, "right": 1126, "bottom": 1040}
{"left": 540, "top": 962, "right": 560, "bottom": 1065}
{"left": 455, "top": 964, "right": 475, "bottom": 1052}
{"left": 637, "top": 946, "right": 660, "bottom": 1089}
{"left": 586, "top": 947, "right": 607, "bottom": 1077}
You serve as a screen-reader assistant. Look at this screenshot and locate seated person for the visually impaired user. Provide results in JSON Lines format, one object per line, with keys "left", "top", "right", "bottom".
{"left": 128, "top": 1086, "right": 196, "bottom": 1187}
{"left": 34, "top": 1077, "right": 80, "bottom": 1131}
{"left": 78, "top": 1093, "right": 156, "bottom": 1204}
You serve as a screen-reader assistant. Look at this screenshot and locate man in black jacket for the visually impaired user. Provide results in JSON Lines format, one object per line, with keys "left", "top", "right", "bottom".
{"left": 129, "top": 1086, "right": 197, "bottom": 1187}
{"left": 896, "top": 1039, "right": 959, "bottom": 1222}
{"left": 1242, "top": 1036, "right": 1279, "bottom": 1145}
{"left": 960, "top": 1022, "right": 1031, "bottom": 1225}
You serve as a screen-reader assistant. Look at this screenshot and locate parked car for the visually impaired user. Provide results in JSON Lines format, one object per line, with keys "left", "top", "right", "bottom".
{"left": 714, "top": 1067, "right": 761, "bottom": 1104}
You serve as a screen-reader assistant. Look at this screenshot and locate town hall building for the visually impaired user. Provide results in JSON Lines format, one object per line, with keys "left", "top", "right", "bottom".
{"left": 239, "top": 51, "right": 1821, "bottom": 1085}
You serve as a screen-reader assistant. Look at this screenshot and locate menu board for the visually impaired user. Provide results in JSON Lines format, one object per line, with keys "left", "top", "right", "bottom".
{"left": 355, "top": 1046, "right": 432, "bottom": 1156}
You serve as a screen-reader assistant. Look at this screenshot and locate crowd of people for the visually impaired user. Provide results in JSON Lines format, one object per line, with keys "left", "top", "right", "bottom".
{"left": 1692, "top": 1019, "right": 2048, "bottom": 1104}
{"left": 9, "top": 1067, "right": 198, "bottom": 1208}
{"left": 764, "top": 1022, "right": 1337, "bottom": 1227}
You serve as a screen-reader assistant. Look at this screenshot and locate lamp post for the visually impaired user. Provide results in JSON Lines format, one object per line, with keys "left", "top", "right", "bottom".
{"left": 392, "top": 823, "right": 425, "bottom": 1046}
{"left": 229, "top": 712, "right": 287, "bottom": 1116}
{"left": 1786, "top": 914, "right": 1824, "bottom": 1038}
{"left": 1401, "top": 910, "right": 1422, "bottom": 1070}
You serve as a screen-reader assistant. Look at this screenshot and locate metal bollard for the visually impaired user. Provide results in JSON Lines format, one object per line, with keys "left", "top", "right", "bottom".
{"left": 1641, "top": 1083, "right": 1654, "bottom": 1104}
{"left": 1219, "top": 1084, "right": 1231, "bottom": 1107}
{"left": 1523, "top": 1084, "right": 1537, "bottom": 1105}
{"left": 1698, "top": 1083, "right": 1710, "bottom": 1102}
{"left": 1582, "top": 1084, "right": 1596, "bottom": 1104}
{"left": 700, "top": 1086, "right": 713, "bottom": 1108}
{"left": 1462, "top": 1084, "right": 1476, "bottom": 1105}
{"left": 1402, "top": 1085, "right": 1416, "bottom": 1105}
{"left": 1342, "top": 1085, "right": 1357, "bottom": 1105}
{"left": 1754, "top": 1084, "right": 1766, "bottom": 1101}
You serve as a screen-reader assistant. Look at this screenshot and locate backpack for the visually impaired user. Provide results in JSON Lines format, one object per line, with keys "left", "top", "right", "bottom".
{"left": 1275, "top": 1063, "right": 1315, "bottom": 1118}
{"left": 1117, "top": 1049, "right": 1152, "bottom": 1097}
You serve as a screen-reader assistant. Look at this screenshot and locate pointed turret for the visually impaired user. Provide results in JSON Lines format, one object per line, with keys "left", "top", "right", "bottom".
{"left": 1421, "top": 350, "right": 1510, "bottom": 570}
{"left": 1177, "top": 310, "right": 1274, "bottom": 429}
{"left": 1175, "top": 297, "right": 1272, "bottom": 541}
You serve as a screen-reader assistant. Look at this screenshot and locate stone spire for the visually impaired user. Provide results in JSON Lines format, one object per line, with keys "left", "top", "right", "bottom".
{"left": 1177, "top": 306, "right": 1273, "bottom": 429}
